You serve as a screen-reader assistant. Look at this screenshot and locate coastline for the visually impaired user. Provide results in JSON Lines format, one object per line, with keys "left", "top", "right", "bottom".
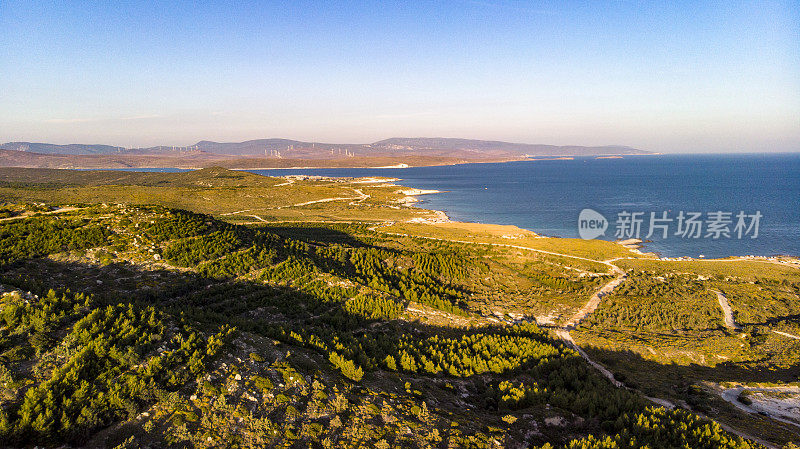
{"left": 388, "top": 177, "right": 798, "bottom": 264}
{"left": 388, "top": 177, "right": 648, "bottom": 255}
{"left": 0, "top": 156, "right": 528, "bottom": 171}
{"left": 8, "top": 153, "right": 665, "bottom": 171}
{"left": 228, "top": 157, "right": 524, "bottom": 171}
{"left": 15, "top": 158, "right": 795, "bottom": 262}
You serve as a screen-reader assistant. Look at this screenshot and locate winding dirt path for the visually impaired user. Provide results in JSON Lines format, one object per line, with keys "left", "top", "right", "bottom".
{"left": 0, "top": 206, "right": 83, "bottom": 222}
{"left": 292, "top": 190, "right": 366, "bottom": 207}
{"left": 554, "top": 329, "right": 624, "bottom": 387}
{"left": 553, "top": 271, "right": 638, "bottom": 393}
{"left": 713, "top": 290, "right": 741, "bottom": 330}
{"left": 221, "top": 188, "right": 370, "bottom": 219}
{"left": 773, "top": 330, "right": 800, "bottom": 340}
{"left": 720, "top": 386, "right": 800, "bottom": 430}
{"left": 369, "top": 224, "right": 621, "bottom": 273}
{"left": 563, "top": 271, "right": 626, "bottom": 330}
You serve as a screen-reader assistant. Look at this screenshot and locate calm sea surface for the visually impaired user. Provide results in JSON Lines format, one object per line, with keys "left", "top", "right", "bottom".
{"left": 245, "top": 153, "right": 800, "bottom": 258}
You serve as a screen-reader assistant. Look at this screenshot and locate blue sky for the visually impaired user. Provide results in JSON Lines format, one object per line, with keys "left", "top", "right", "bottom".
{"left": 1, "top": 1, "right": 798, "bottom": 152}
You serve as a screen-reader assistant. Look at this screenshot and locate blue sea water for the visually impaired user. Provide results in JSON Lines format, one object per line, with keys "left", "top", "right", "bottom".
{"left": 247, "top": 153, "right": 800, "bottom": 258}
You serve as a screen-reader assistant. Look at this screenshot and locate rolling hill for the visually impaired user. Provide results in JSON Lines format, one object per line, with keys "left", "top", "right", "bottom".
{"left": 0, "top": 138, "right": 652, "bottom": 169}
{"left": 1, "top": 137, "right": 650, "bottom": 158}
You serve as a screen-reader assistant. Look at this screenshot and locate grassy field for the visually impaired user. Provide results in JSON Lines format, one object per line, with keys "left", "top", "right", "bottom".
{"left": 0, "top": 149, "right": 512, "bottom": 169}
{"left": 615, "top": 258, "right": 800, "bottom": 282}
{"left": 0, "top": 167, "right": 438, "bottom": 223}
{"left": 382, "top": 221, "right": 642, "bottom": 262}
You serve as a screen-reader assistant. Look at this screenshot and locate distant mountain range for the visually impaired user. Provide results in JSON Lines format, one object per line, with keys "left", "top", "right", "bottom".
{"left": 1, "top": 138, "right": 649, "bottom": 158}
{"left": 371, "top": 138, "right": 647, "bottom": 156}
{"left": 0, "top": 138, "right": 651, "bottom": 169}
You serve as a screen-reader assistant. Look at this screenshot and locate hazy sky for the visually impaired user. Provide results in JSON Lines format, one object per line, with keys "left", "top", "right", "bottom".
{"left": 1, "top": 1, "right": 798, "bottom": 152}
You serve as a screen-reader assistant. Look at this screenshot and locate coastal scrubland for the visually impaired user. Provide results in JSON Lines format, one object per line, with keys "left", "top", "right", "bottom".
{"left": 0, "top": 168, "right": 797, "bottom": 448}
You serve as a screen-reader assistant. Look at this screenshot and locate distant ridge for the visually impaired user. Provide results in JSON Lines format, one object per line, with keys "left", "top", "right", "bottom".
{"left": 0, "top": 142, "right": 127, "bottom": 155}
{"left": 0, "top": 138, "right": 650, "bottom": 158}
{"left": 371, "top": 137, "right": 647, "bottom": 156}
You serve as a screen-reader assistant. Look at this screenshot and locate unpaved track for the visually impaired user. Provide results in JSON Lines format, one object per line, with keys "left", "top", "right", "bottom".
{"left": 220, "top": 187, "right": 369, "bottom": 218}
{"left": 554, "top": 271, "right": 639, "bottom": 393}
{"left": 370, "top": 224, "right": 622, "bottom": 273}
{"left": 563, "top": 271, "right": 626, "bottom": 329}
{"left": 0, "top": 206, "right": 83, "bottom": 222}
{"left": 714, "top": 290, "right": 741, "bottom": 330}
{"left": 773, "top": 330, "right": 800, "bottom": 340}
{"left": 554, "top": 329, "right": 624, "bottom": 388}
{"left": 292, "top": 190, "right": 367, "bottom": 207}
{"left": 720, "top": 387, "right": 800, "bottom": 430}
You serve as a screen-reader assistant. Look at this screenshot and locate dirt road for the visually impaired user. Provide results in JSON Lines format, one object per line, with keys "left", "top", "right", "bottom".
{"left": 720, "top": 386, "right": 800, "bottom": 430}
{"left": 713, "top": 290, "right": 741, "bottom": 330}
{"left": 773, "top": 330, "right": 800, "bottom": 340}
{"left": 563, "top": 271, "right": 626, "bottom": 329}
